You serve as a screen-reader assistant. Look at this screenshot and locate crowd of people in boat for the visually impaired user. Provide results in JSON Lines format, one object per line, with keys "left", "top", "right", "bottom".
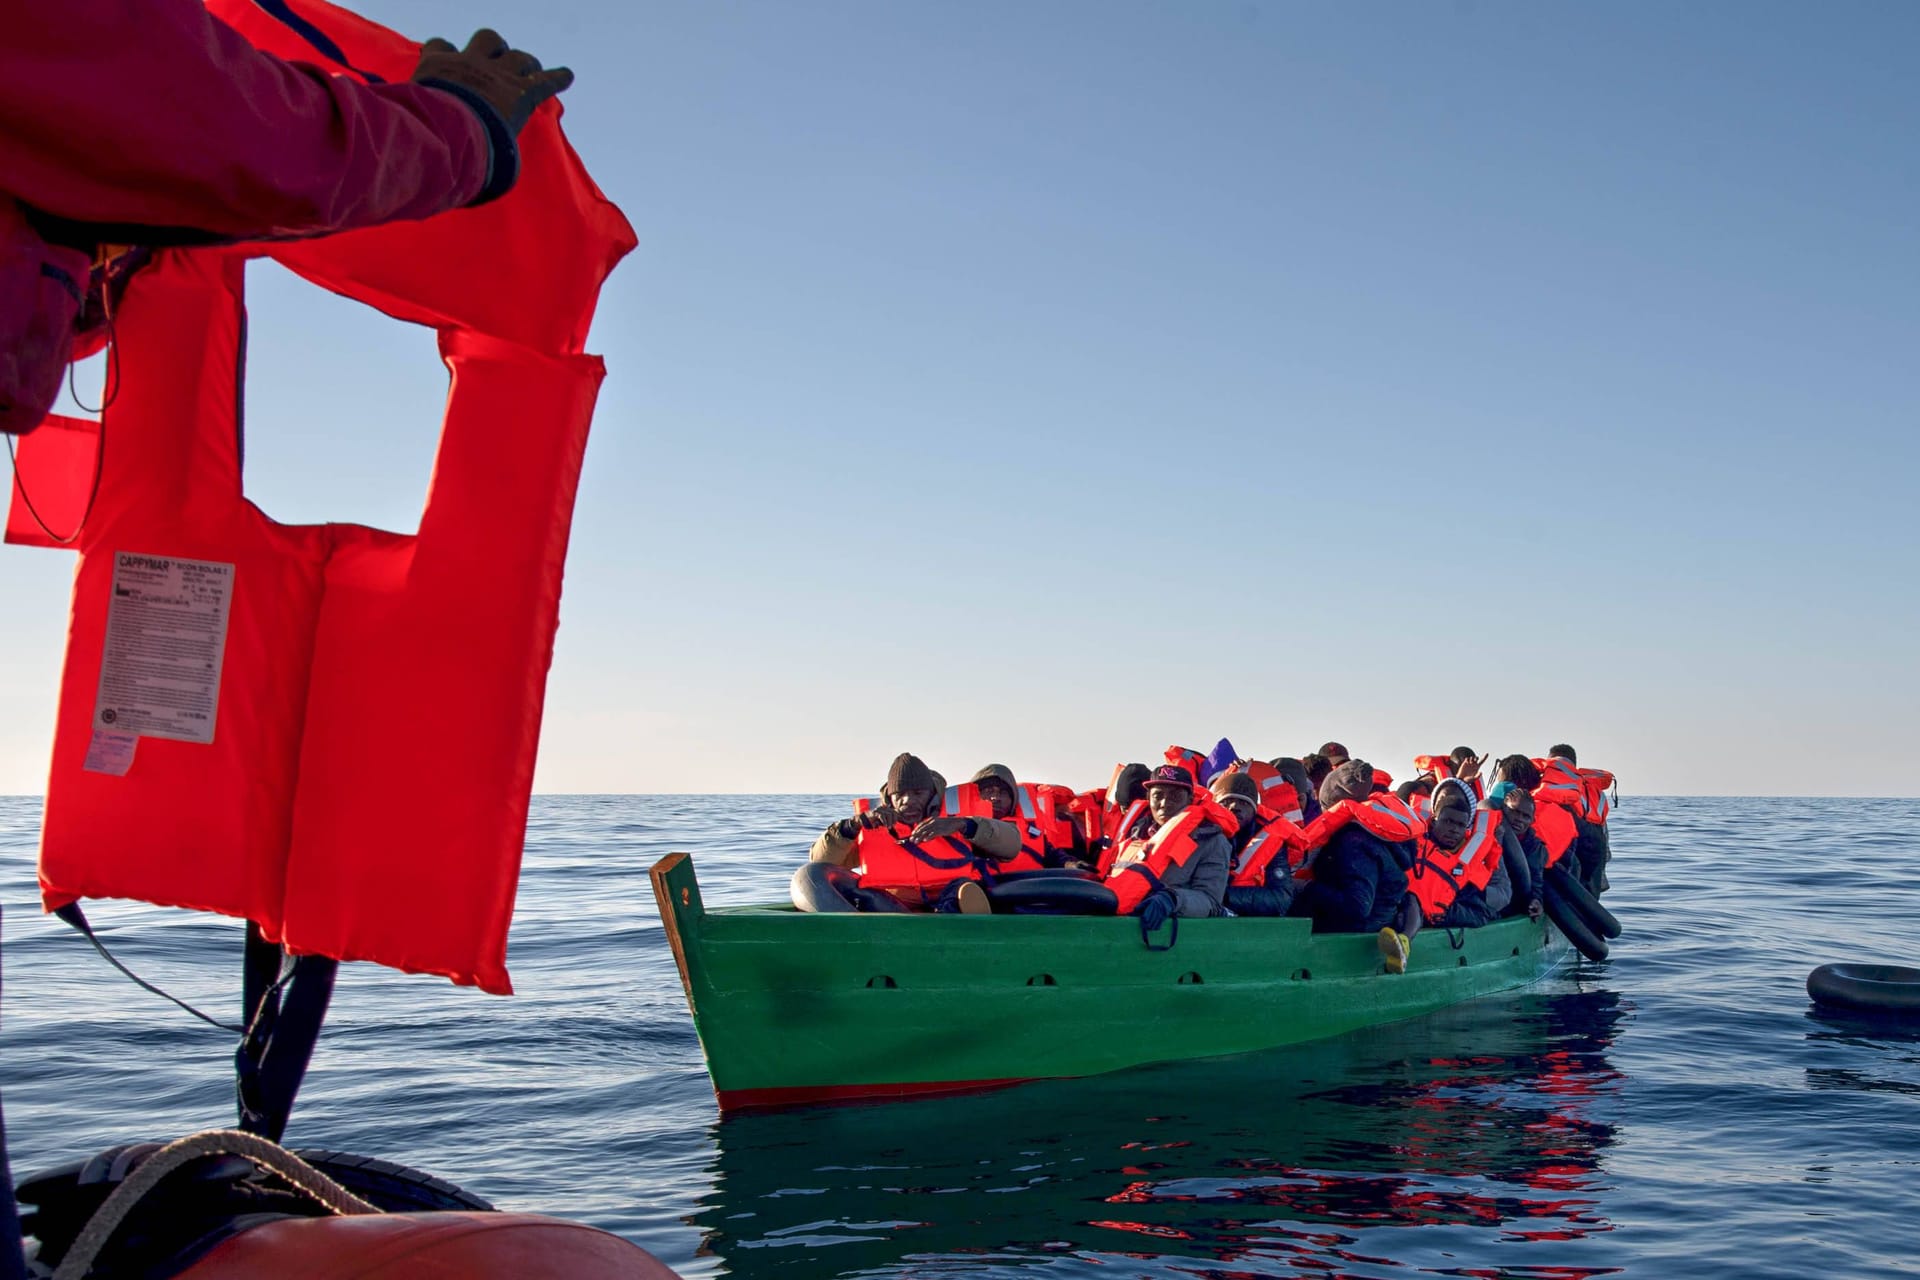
{"left": 793, "top": 740, "right": 1617, "bottom": 971}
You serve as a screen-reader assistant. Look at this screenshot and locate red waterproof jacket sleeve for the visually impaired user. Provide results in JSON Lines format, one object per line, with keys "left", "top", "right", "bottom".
{"left": 0, "top": 0, "right": 490, "bottom": 237}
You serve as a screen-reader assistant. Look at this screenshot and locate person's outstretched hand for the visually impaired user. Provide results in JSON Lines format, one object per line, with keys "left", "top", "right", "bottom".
{"left": 413, "top": 29, "right": 574, "bottom": 134}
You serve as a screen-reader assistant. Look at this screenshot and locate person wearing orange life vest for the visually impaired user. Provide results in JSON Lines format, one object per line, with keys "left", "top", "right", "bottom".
{"left": 1291, "top": 760, "right": 1419, "bottom": 936}
{"left": 799, "top": 752, "right": 1020, "bottom": 912}
{"left": 1537, "top": 744, "right": 1614, "bottom": 895}
{"left": 1211, "top": 772, "right": 1307, "bottom": 917}
{"left": 947, "top": 764, "right": 1059, "bottom": 873}
{"left": 1414, "top": 747, "right": 1488, "bottom": 801}
{"left": 1401, "top": 779, "right": 1515, "bottom": 939}
{"left": 1106, "top": 763, "right": 1233, "bottom": 925}
{"left": 1494, "top": 754, "right": 1581, "bottom": 879}
{"left": 1088, "top": 762, "right": 1151, "bottom": 876}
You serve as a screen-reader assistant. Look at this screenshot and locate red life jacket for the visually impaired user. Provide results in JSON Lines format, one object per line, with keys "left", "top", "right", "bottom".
{"left": 946, "top": 781, "right": 1048, "bottom": 873}
{"left": 5, "top": 3, "right": 633, "bottom": 996}
{"left": 1302, "top": 791, "right": 1427, "bottom": 851}
{"left": 1025, "top": 782, "right": 1080, "bottom": 859}
{"left": 1164, "top": 744, "right": 1210, "bottom": 780}
{"left": 854, "top": 822, "right": 980, "bottom": 899}
{"left": 1531, "top": 800, "right": 1578, "bottom": 868}
{"left": 1229, "top": 813, "right": 1310, "bottom": 888}
{"left": 1099, "top": 798, "right": 1149, "bottom": 876}
{"left": 1406, "top": 809, "right": 1506, "bottom": 918}
{"left": 1107, "top": 800, "right": 1227, "bottom": 914}
{"left": 1225, "top": 760, "right": 1304, "bottom": 825}
{"left": 1533, "top": 758, "right": 1612, "bottom": 826}
{"left": 1414, "top": 754, "right": 1455, "bottom": 780}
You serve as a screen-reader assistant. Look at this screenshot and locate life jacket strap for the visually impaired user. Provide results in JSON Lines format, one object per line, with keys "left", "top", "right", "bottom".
{"left": 52, "top": 903, "right": 242, "bottom": 1034}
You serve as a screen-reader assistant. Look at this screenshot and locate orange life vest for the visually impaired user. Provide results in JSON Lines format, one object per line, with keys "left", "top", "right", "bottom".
{"left": 1224, "top": 760, "right": 1304, "bottom": 825}
{"left": 1228, "top": 813, "right": 1310, "bottom": 889}
{"left": 1534, "top": 758, "right": 1612, "bottom": 826}
{"left": 1414, "top": 754, "right": 1455, "bottom": 780}
{"left": 5, "top": 8, "right": 633, "bottom": 995}
{"left": 1301, "top": 791, "right": 1427, "bottom": 851}
{"left": 1107, "top": 799, "right": 1228, "bottom": 914}
{"left": 945, "top": 781, "right": 1049, "bottom": 872}
{"left": 854, "top": 822, "right": 981, "bottom": 900}
{"left": 1530, "top": 800, "right": 1578, "bottom": 868}
{"left": 1099, "top": 797, "right": 1149, "bottom": 876}
{"left": 1406, "top": 809, "right": 1505, "bottom": 918}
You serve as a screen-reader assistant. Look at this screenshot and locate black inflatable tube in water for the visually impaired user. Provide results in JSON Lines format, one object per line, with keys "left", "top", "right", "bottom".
{"left": 1807, "top": 963, "right": 1920, "bottom": 1016}
{"left": 985, "top": 873, "right": 1118, "bottom": 916}
{"left": 1543, "top": 882, "right": 1609, "bottom": 961}
{"left": 1547, "top": 865, "right": 1623, "bottom": 940}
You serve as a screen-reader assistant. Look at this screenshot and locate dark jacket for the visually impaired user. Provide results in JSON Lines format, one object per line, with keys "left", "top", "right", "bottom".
{"left": 1298, "top": 825, "right": 1411, "bottom": 933}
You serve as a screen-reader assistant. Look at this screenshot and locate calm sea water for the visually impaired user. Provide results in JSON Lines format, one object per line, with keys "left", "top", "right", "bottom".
{"left": 2, "top": 795, "right": 1917, "bottom": 1278}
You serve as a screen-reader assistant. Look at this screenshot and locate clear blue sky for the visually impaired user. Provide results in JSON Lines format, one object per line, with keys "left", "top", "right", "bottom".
{"left": 5, "top": 1, "right": 1918, "bottom": 795}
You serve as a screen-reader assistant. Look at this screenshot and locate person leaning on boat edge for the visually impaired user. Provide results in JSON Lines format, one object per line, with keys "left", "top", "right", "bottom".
{"left": 2, "top": 5, "right": 573, "bottom": 435}
{"left": 797, "top": 752, "right": 1020, "bottom": 912}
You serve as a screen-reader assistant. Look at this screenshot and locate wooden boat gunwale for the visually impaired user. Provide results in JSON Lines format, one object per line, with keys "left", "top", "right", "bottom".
{"left": 650, "top": 852, "right": 1571, "bottom": 1111}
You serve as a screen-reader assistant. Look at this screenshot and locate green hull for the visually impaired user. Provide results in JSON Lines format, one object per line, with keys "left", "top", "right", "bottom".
{"left": 651, "top": 852, "right": 1568, "bottom": 1110}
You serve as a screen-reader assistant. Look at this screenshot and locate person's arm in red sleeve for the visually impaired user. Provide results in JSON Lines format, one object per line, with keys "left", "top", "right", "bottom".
{"left": 0, "top": 0, "right": 534, "bottom": 241}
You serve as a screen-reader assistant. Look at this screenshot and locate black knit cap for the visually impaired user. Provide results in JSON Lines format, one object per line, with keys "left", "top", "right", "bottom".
{"left": 884, "top": 752, "right": 936, "bottom": 796}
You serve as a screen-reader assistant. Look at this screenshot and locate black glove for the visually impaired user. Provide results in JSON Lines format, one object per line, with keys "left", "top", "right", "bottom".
{"left": 834, "top": 818, "right": 860, "bottom": 841}
{"left": 413, "top": 30, "right": 574, "bottom": 134}
{"left": 1136, "top": 888, "right": 1176, "bottom": 932}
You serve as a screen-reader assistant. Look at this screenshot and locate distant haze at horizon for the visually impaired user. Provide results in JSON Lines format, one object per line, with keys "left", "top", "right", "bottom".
{"left": 4, "top": 1, "right": 1917, "bottom": 798}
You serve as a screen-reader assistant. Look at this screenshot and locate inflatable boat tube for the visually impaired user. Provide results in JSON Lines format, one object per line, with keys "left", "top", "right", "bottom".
{"left": 787, "top": 861, "right": 911, "bottom": 913}
{"left": 1547, "top": 865, "right": 1623, "bottom": 940}
{"left": 985, "top": 871, "right": 1118, "bottom": 916}
{"left": 1544, "top": 882, "right": 1609, "bottom": 961}
{"left": 1807, "top": 963, "right": 1920, "bottom": 1016}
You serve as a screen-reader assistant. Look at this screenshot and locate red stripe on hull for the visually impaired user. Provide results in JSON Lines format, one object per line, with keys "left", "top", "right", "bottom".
{"left": 717, "top": 1076, "right": 1035, "bottom": 1112}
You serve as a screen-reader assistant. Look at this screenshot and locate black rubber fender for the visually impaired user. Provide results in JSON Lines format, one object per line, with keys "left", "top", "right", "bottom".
{"left": 1547, "top": 864, "right": 1622, "bottom": 940}
{"left": 1807, "top": 963, "right": 1920, "bottom": 1015}
{"left": 790, "top": 861, "right": 861, "bottom": 912}
{"left": 986, "top": 873, "right": 1118, "bottom": 916}
{"left": 1544, "top": 881, "right": 1609, "bottom": 961}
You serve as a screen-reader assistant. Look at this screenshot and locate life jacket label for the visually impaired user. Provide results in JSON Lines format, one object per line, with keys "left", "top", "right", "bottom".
{"left": 92, "top": 552, "right": 234, "bottom": 744}
{"left": 82, "top": 729, "right": 138, "bottom": 777}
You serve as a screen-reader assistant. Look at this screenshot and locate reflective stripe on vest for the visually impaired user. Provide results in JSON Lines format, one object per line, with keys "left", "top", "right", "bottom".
{"left": 1446, "top": 809, "right": 1504, "bottom": 891}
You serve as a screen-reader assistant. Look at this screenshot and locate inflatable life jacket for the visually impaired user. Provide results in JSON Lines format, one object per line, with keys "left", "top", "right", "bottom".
{"left": 1024, "top": 781, "right": 1081, "bottom": 860}
{"left": 1531, "top": 800, "right": 1579, "bottom": 869}
{"left": 1225, "top": 760, "right": 1304, "bottom": 825}
{"left": 1414, "top": 754, "right": 1485, "bottom": 801}
{"left": 1164, "top": 744, "right": 1210, "bottom": 782}
{"left": 1229, "top": 813, "right": 1310, "bottom": 889}
{"left": 1406, "top": 809, "right": 1505, "bottom": 918}
{"left": 4, "top": 2, "right": 634, "bottom": 995}
{"left": 1107, "top": 801, "right": 1227, "bottom": 914}
{"left": 853, "top": 822, "right": 981, "bottom": 900}
{"left": 1533, "top": 757, "right": 1614, "bottom": 825}
{"left": 945, "top": 781, "right": 1048, "bottom": 872}
{"left": 1302, "top": 792, "right": 1427, "bottom": 851}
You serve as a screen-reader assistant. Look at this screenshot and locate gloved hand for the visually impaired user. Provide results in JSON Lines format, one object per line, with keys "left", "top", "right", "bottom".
{"left": 833, "top": 818, "right": 861, "bottom": 841}
{"left": 413, "top": 29, "right": 574, "bottom": 135}
{"left": 1136, "top": 888, "right": 1177, "bottom": 933}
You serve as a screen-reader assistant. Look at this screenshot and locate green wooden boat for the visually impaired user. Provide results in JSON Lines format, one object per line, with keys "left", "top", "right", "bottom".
{"left": 650, "top": 852, "right": 1570, "bottom": 1111}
